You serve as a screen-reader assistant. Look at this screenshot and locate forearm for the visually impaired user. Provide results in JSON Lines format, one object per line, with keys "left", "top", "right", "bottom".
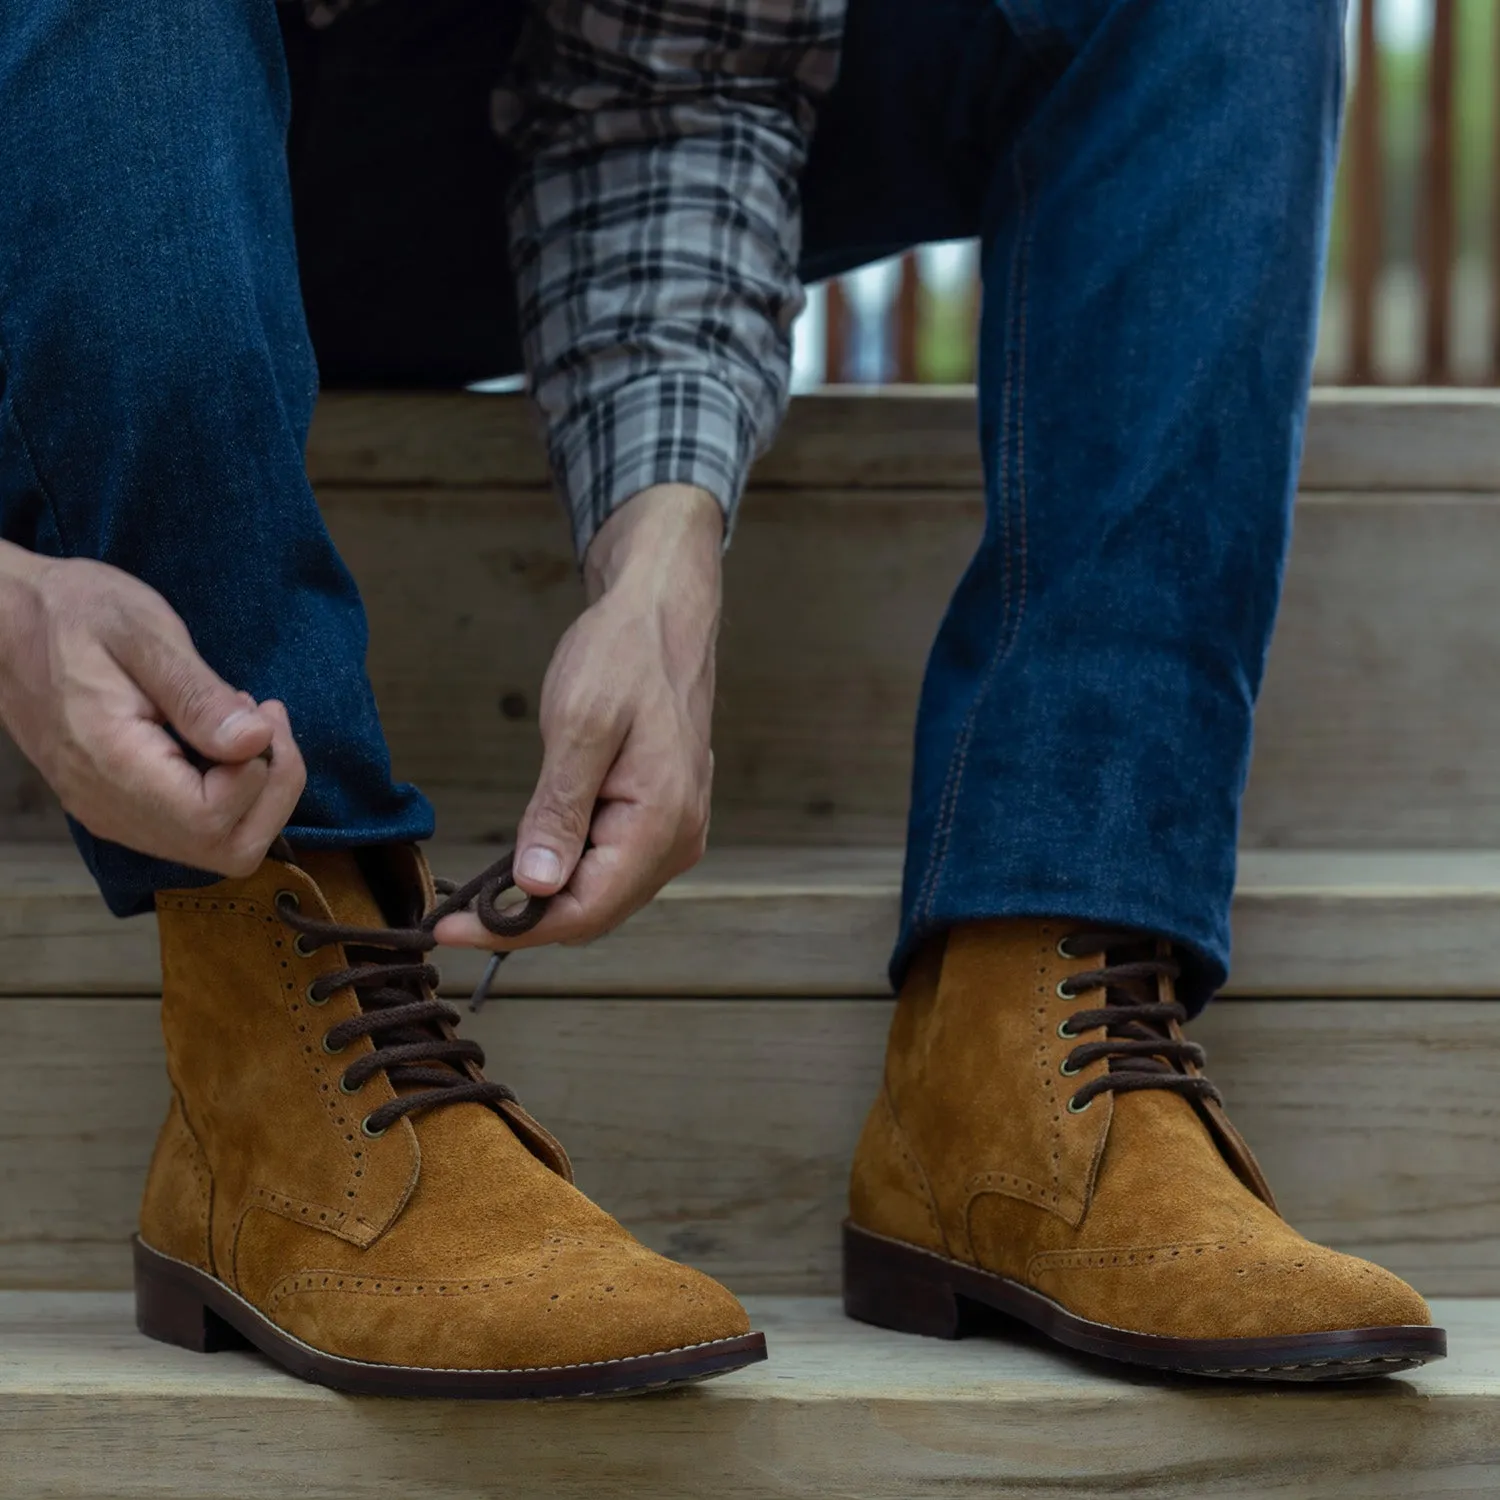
{"left": 583, "top": 484, "right": 723, "bottom": 603}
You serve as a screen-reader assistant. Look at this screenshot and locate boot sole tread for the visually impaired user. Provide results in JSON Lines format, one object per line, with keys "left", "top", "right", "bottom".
{"left": 134, "top": 1236, "right": 766, "bottom": 1398}
{"left": 842, "top": 1221, "right": 1447, "bottom": 1384}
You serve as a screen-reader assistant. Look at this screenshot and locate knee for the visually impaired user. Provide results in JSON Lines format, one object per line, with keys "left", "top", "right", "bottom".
{"left": 1001, "top": 0, "right": 1344, "bottom": 99}
{"left": 1192, "top": 0, "right": 1345, "bottom": 97}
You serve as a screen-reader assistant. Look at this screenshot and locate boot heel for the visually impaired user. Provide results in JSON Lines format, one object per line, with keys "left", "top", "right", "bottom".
{"left": 842, "top": 1223, "right": 967, "bottom": 1339}
{"left": 134, "top": 1244, "right": 247, "bottom": 1354}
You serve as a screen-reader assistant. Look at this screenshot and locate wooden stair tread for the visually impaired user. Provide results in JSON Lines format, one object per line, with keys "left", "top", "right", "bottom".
{"left": 305, "top": 386, "right": 1500, "bottom": 493}
{"left": 3, "top": 842, "right": 1500, "bottom": 996}
{"left": 1, "top": 1293, "right": 1495, "bottom": 1498}
{"left": 5, "top": 996, "right": 1496, "bottom": 1297}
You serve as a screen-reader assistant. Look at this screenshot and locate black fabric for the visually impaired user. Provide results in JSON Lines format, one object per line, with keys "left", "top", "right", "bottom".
{"left": 279, "top": 0, "right": 527, "bottom": 385}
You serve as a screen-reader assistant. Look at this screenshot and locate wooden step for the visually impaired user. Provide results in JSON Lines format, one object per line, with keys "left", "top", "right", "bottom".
{"left": 0, "top": 1291, "right": 1494, "bottom": 1498}
{"left": 3, "top": 391, "right": 1499, "bottom": 850}
{"left": 6, "top": 994, "right": 1496, "bottom": 1296}
{"left": 4, "top": 843, "right": 1500, "bottom": 997}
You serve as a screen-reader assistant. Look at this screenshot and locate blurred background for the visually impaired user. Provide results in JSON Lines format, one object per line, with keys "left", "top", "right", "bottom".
{"left": 794, "top": 0, "right": 1499, "bottom": 390}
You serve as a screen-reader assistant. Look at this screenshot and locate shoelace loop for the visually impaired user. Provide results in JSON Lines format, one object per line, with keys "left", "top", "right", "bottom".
{"left": 1057, "top": 928, "right": 1221, "bottom": 1113}
{"left": 274, "top": 850, "right": 545, "bottom": 1135}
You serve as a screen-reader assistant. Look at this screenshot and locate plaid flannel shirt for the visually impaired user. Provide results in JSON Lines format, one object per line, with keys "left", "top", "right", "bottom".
{"left": 300, "top": 0, "right": 845, "bottom": 558}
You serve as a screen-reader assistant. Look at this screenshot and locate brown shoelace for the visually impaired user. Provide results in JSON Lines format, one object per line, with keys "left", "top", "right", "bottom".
{"left": 273, "top": 851, "right": 545, "bottom": 1137}
{"left": 1055, "top": 929, "right": 1221, "bottom": 1113}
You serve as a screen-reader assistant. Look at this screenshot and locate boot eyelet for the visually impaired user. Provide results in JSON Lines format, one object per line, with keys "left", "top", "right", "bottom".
{"left": 1057, "top": 1021, "right": 1077, "bottom": 1040}
{"left": 321, "top": 1034, "right": 346, "bottom": 1055}
{"left": 361, "top": 1115, "right": 388, "bottom": 1139}
{"left": 293, "top": 934, "right": 318, "bottom": 958}
{"left": 276, "top": 890, "right": 300, "bottom": 915}
{"left": 1067, "top": 1095, "right": 1093, "bottom": 1114}
{"left": 306, "top": 982, "right": 329, "bottom": 1007}
{"left": 1056, "top": 938, "right": 1077, "bottom": 960}
{"left": 1055, "top": 980, "right": 1077, "bottom": 1001}
{"left": 1059, "top": 1058, "right": 1082, "bottom": 1078}
{"left": 339, "top": 1074, "right": 361, "bottom": 1095}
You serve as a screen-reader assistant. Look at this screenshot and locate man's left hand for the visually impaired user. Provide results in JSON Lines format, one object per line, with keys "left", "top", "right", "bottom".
{"left": 433, "top": 483, "right": 722, "bottom": 951}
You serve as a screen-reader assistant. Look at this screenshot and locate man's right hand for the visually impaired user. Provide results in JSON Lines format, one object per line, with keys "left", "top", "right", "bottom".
{"left": 0, "top": 542, "right": 305, "bottom": 876}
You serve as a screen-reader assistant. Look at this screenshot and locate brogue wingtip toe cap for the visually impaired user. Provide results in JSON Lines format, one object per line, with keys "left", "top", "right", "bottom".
{"left": 266, "top": 1244, "right": 752, "bottom": 1372}
{"left": 1037, "top": 1240, "right": 1434, "bottom": 1342}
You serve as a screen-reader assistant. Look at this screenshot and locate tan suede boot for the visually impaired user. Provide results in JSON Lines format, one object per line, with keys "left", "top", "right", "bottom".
{"left": 845, "top": 921, "right": 1446, "bottom": 1381}
{"left": 136, "top": 843, "right": 764, "bottom": 1397}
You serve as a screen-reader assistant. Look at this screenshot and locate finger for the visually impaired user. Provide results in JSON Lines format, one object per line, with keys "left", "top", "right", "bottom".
{"left": 109, "top": 624, "right": 274, "bottom": 764}
{"left": 75, "top": 714, "right": 272, "bottom": 866}
{"left": 95, "top": 702, "right": 302, "bottom": 879}
{"left": 436, "top": 797, "right": 683, "bottom": 950}
{"left": 512, "top": 713, "right": 623, "bottom": 897}
{"left": 204, "top": 701, "right": 306, "bottom": 875}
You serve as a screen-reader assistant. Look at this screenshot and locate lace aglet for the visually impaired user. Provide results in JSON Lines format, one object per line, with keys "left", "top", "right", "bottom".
{"left": 470, "top": 951, "right": 506, "bottom": 1013}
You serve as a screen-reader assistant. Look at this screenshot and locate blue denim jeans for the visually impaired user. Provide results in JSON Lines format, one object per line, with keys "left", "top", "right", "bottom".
{"left": 0, "top": 0, "right": 1345, "bottom": 1011}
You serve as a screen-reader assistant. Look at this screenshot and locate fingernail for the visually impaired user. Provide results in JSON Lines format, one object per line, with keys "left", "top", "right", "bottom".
{"left": 518, "top": 847, "right": 562, "bottom": 886}
{"left": 217, "top": 708, "right": 257, "bottom": 739}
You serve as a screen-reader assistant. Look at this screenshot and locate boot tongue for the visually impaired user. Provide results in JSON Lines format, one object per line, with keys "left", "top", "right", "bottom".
{"left": 293, "top": 849, "right": 389, "bottom": 930}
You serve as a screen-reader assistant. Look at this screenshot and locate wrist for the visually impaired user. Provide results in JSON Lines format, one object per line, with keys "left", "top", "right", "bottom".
{"left": 0, "top": 541, "right": 45, "bottom": 633}
{"left": 583, "top": 485, "right": 724, "bottom": 604}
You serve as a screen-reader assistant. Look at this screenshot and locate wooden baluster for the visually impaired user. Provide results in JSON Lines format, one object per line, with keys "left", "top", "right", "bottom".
{"left": 895, "top": 253, "right": 921, "bottom": 383}
{"left": 824, "top": 279, "right": 848, "bottom": 385}
{"left": 966, "top": 258, "right": 982, "bottom": 385}
{"left": 1347, "top": 0, "right": 1383, "bottom": 385}
{"left": 1421, "top": 0, "right": 1457, "bottom": 383}
{"left": 1493, "top": 1, "right": 1500, "bottom": 380}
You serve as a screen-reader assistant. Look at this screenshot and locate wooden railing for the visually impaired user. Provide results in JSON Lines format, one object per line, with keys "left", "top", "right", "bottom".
{"left": 818, "top": 3, "right": 1496, "bottom": 388}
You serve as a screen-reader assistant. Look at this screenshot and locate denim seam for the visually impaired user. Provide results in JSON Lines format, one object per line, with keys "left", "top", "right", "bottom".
{"left": 915, "top": 144, "right": 1033, "bottom": 928}
{"left": 0, "top": 324, "right": 75, "bottom": 556}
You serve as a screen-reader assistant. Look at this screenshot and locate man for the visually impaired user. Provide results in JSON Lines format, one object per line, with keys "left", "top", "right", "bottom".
{"left": 0, "top": 0, "right": 1444, "bottom": 1397}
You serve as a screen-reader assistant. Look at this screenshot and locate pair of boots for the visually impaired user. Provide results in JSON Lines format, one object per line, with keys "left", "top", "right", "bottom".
{"left": 134, "top": 844, "right": 1443, "bottom": 1397}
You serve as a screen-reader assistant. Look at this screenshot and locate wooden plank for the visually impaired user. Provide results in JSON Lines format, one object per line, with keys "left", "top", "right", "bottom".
{"left": 342, "top": 486, "right": 1500, "bottom": 851}
{"left": 5, "top": 844, "right": 1500, "bottom": 999}
{"left": 823, "top": 279, "right": 849, "bottom": 385}
{"left": 1493, "top": 3, "right": 1500, "bottom": 380}
{"left": 326, "top": 481, "right": 962, "bottom": 850}
{"left": 0, "top": 1293, "right": 1493, "bottom": 1500}
{"left": 3, "top": 997, "right": 1496, "bottom": 1297}
{"left": 1346, "top": 0, "right": 1383, "bottom": 384}
{"left": 304, "top": 388, "right": 1500, "bottom": 494}
{"left": 1421, "top": 0, "right": 1456, "bottom": 382}
{"left": 12, "top": 482, "right": 1500, "bottom": 853}
{"left": 1242, "top": 492, "right": 1500, "bottom": 848}
{"left": 894, "top": 254, "right": 920, "bottom": 383}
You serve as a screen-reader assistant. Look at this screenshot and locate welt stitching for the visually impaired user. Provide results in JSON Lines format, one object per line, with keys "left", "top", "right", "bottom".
{"left": 917, "top": 142, "right": 1034, "bottom": 925}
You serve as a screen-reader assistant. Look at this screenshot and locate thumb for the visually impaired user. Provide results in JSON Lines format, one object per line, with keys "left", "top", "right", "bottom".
{"left": 515, "top": 722, "right": 619, "bottom": 896}
{"left": 112, "top": 626, "right": 274, "bottom": 764}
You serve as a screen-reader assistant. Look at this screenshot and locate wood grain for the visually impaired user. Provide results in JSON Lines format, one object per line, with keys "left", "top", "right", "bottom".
{"left": 331, "top": 487, "right": 1500, "bottom": 851}
{"left": 0, "top": 1293, "right": 1493, "bottom": 1499}
{"left": 5, "top": 844, "right": 1500, "bottom": 998}
{"left": 11, "top": 444, "right": 1500, "bottom": 852}
{"left": 304, "top": 387, "right": 1500, "bottom": 493}
{"left": 3, "top": 996, "right": 1495, "bottom": 1296}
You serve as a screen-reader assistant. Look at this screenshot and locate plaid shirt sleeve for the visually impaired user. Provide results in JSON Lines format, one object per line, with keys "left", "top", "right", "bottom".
{"left": 496, "top": 0, "right": 845, "bottom": 559}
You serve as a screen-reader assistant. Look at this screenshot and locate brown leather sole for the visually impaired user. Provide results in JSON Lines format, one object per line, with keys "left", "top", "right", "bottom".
{"left": 134, "top": 1237, "right": 767, "bottom": 1399}
{"left": 843, "top": 1222, "right": 1446, "bottom": 1383}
